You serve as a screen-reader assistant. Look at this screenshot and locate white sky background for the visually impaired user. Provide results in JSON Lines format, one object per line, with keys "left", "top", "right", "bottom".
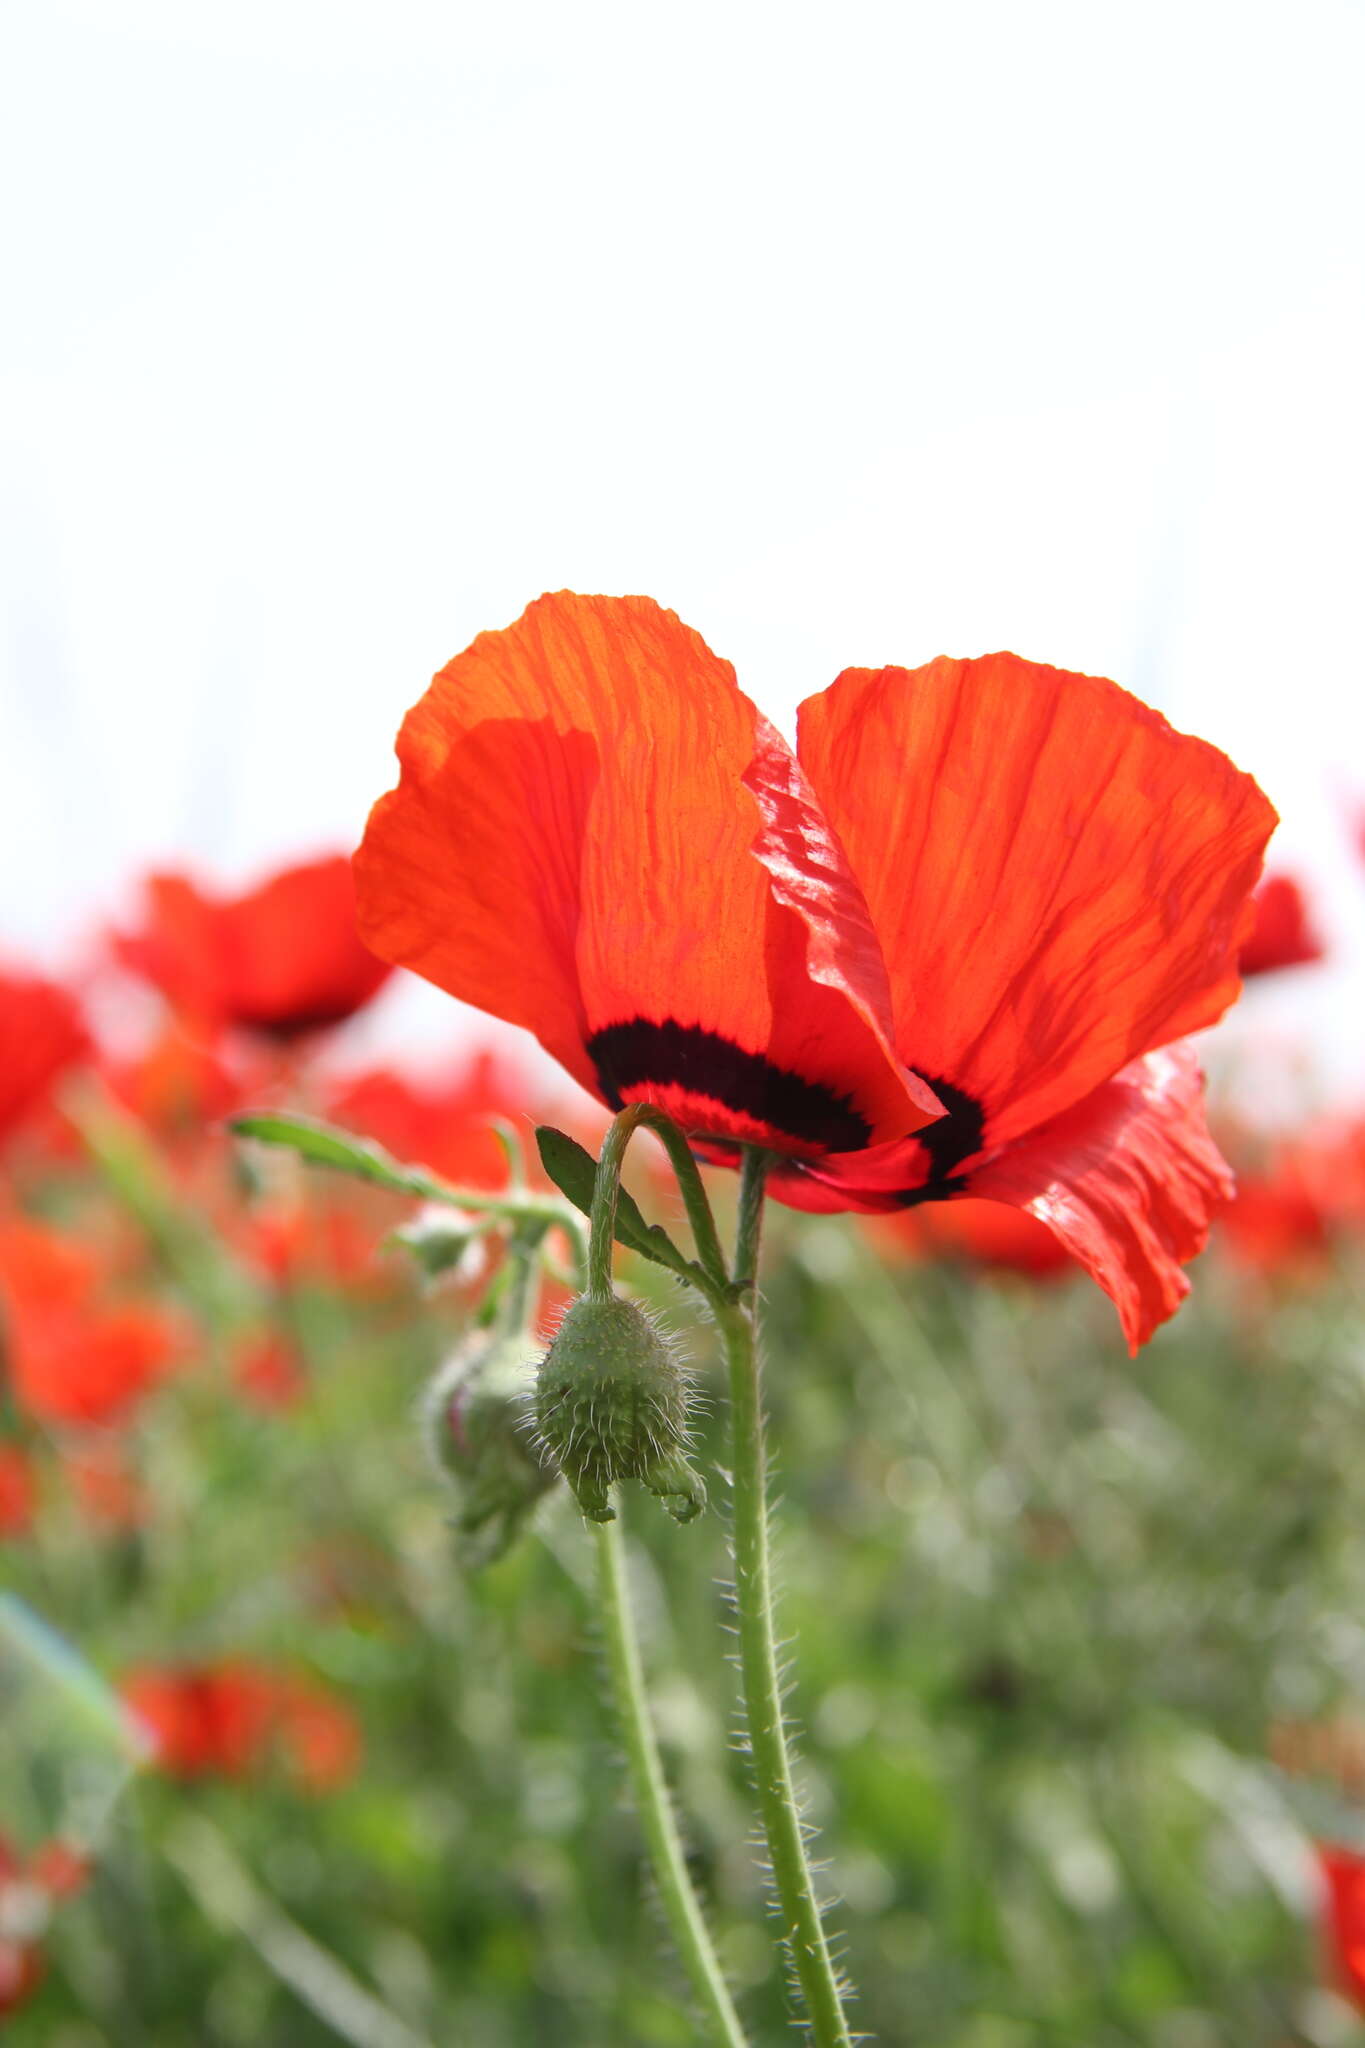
{"left": 2, "top": 0, "right": 1363, "bottom": 1111}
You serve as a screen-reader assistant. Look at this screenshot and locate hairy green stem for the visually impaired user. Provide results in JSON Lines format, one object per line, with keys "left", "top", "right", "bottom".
{"left": 587, "top": 1104, "right": 728, "bottom": 1301}
{"left": 587, "top": 1106, "right": 649, "bottom": 1299}
{"left": 594, "top": 1516, "right": 749, "bottom": 2048}
{"left": 723, "top": 1149, "right": 855, "bottom": 2047}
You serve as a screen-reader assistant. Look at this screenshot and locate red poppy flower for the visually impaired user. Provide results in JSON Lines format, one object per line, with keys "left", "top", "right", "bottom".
{"left": 63, "top": 1440, "right": 152, "bottom": 1530}
{"left": 123, "top": 1660, "right": 360, "bottom": 1792}
{"left": 0, "top": 1217, "right": 185, "bottom": 1427}
{"left": 27, "top": 1839, "right": 90, "bottom": 1901}
{"left": 879, "top": 1198, "right": 1077, "bottom": 1280}
{"left": 0, "top": 1443, "right": 35, "bottom": 1536}
{"left": 0, "top": 969, "right": 89, "bottom": 1146}
{"left": 0, "top": 1830, "right": 89, "bottom": 2019}
{"left": 1316, "top": 1842, "right": 1365, "bottom": 2008}
{"left": 1214, "top": 1147, "right": 1332, "bottom": 1277}
{"left": 0, "top": 1938, "right": 43, "bottom": 2018}
{"left": 232, "top": 1330, "right": 307, "bottom": 1410}
{"left": 103, "top": 1022, "right": 247, "bottom": 1140}
{"left": 115, "top": 856, "right": 392, "bottom": 1039}
{"left": 233, "top": 1194, "right": 382, "bottom": 1292}
{"left": 1237, "top": 872, "right": 1324, "bottom": 976}
{"left": 355, "top": 593, "right": 1275, "bottom": 1349}
{"left": 1298, "top": 1116, "right": 1365, "bottom": 1230}
{"left": 323, "top": 1050, "right": 608, "bottom": 1189}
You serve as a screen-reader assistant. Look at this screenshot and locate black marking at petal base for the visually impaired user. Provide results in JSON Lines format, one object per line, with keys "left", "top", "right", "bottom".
{"left": 891, "top": 1072, "right": 987, "bottom": 1207}
{"left": 586, "top": 1017, "right": 873, "bottom": 1153}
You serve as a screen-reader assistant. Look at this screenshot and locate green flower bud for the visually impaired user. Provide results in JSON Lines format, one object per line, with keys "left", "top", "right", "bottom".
{"left": 422, "top": 1331, "right": 559, "bottom": 1563}
{"left": 534, "top": 1293, "right": 706, "bottom": 1525}
{"left": 390, "top": 1206, "right": 483, "bottom": 1283}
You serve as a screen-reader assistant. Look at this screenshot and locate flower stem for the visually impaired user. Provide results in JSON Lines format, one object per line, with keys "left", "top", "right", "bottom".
{"left": 721, "top": 1148, "right": 855, "bottom": 2047}
{"left": 587, "top": 1103, "right": 729, "bottom": 1301}
{"left": 593, "top": 1514, "right": 749, "bottom": 2048}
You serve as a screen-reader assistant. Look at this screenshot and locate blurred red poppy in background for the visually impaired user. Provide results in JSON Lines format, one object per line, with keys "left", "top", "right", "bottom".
{"left": 323, "top": 1048, "right": 606, "bottom": 1190}
{"left": 1214, "top": 1143, "right": 1332, "bottom": 1277}
{"left": 62, "top": 1439, "right": 153, "bottom": 1531}
{"left": 123, "top": 1659, "right": 361, "bottom": 1792}
{"left": 356, "top": 592, "right": 1274, "bottom": 1348}
{"left": 0, "top": 1831, "right": 90, "bottom": 2020}
{"left": 1237, "top": 872, "right": 1325, "bottom": 977}
{"left": 879, "top": 1198, "right": 1077, "bottom": 1280}
{"left": 0, "top": 969, "right": 89, "bottom": 1147}
{"left": 232, "top": 1191, "right": 384, "bottom": 1295}
{"left": 102, "top": 1023, "right": 247, "bottom": 1142}
{"left": 232, "top": 1329, "right": 307, "bottom": 1410}
{"left": 0, "top": 1442, "right": 36, "bottom": 1536}
{"left": 115, "top": 855, "right": 392, "bottom": 1040}
{"left": 1316, "top": 1842, "right": 1365, "bottom": 2009}
{"left": 0, "top": 1216, "right": 185, "bottom": 1427}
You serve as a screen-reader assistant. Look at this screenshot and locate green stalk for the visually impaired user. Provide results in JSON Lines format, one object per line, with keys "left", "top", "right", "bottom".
{"left": 721, "top": 1148, "right": 855, "bottom": 2047}
{"left": 594, "top": 1515, "right": 749, "bottom": 2048}
{"left": 587, "top": 1102, "right": 729, "bottom": 1300}
{"left": 576, "top": 1109, "right": 745, "bottom": 2038}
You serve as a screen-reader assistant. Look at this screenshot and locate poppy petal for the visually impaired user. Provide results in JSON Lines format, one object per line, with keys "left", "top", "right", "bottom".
{"left": 355, "top": 592, "right": 937, "bottom": 1156}
{"left": 220, "top": 857, "right": 391, "bottom": 1034}
{"left": 755, "top": 1044, "right": 1228, "bottom": 1349}
{"left": 744, "top": 717, "right": 943, "bottom": 1129}
{"left": 0, "top": 971, "right": 89, "bottom": 1144}
{"left": 964, "top": 1044, "right": 1231, "bottom": 1351}
{"left": 797, "top": 653, "right": 1276, "bottom": 1156}
{"left": 1238, "top": 872, "right": 1324, "bottom": 976}
{"left": 117, "top": 861, "right": 389, "bottom": 1037}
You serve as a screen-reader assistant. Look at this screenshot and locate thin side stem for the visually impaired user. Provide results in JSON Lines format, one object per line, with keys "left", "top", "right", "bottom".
{"left": 588, "top": 1104, "right": 649, "bottom": 1299}
{"left": 723, "top": 1149, "right": 855, "bottom": 2047}
{"left": 593, "top": 1516, "right": 749, "bottom": 2048}
{"left": 630, "top": 1108, "right": 730, "bottom": 1294}
{"left": 587, "top": 1104, "right": 729, "bottom": 1301}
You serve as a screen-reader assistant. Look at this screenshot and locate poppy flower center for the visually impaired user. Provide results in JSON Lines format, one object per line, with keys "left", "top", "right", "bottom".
{"left": 891, "top": 1075, "right": 987, "bottom": 1204}
{"left": 586, "top": 1017, "right": 873, "bottom": 1156}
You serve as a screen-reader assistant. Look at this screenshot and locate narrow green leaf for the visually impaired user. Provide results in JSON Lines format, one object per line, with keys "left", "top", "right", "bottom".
{"left": 229, "top": 1112, "right": 445, "bottom": 1202}
{"left": 533, "top": 1125, "right": 697, "bottom": 1279}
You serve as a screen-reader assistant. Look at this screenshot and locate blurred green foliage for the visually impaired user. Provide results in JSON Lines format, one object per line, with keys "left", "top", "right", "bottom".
{"left": 6, "top": 1165, "right": 1365, "bottom": 2046}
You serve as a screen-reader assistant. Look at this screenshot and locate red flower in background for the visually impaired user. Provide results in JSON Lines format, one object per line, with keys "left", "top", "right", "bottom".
{"left": 1214, "top": 1144, "right": 1332, "bottom": 1277}
{"left": 116, "top": 856, "right": 392, "bottom": 1040}
{"left": 323, "top": 1048, "right": 607, "bottom": 1189}
{"left": 0, "top": 1938, "right": 44, "bottom": 2020}
{"left": 0, "top": 1830, "right": 91, "bottom": 2019}
{"left": 63, "top": 1440, "right": 152, "bottom": 1530}
{"left": 233, "top": 1194, "right": 382, "bottom": 1293}
{"left": 0, "top": 1443, "right": 35, "bottom": 1536}
{"left": 0, "top": 1216, "right": 185, "bottom": 1427}
{"left": 102, "top": 1023, "right": 247, "bottom": 1141}
{"left": 123, "top": 1660, "right": 360, "bottom": 1792}
{"left": 879, "top": 1198, "right": 1077, "bottom": 1280}
{"left": 355, "top": 592, "right": 1274, "bottom": 1348}
{"left": 1237, "top": 872, "right": 1324, "bottom": 976}
{"left": 232, "top": 1330, "right": 307, "bottom": 1410}
{"left": 0, "top": 969, "right": 89, "bottom": 1146}
{"left": 1316, "top": 1842, "right": 1365, "bottom": 2008}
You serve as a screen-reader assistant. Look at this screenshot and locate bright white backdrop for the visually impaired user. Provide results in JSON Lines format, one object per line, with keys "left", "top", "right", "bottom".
{"left": 4, "top": 0, "right": 1363, "bottom": 1097}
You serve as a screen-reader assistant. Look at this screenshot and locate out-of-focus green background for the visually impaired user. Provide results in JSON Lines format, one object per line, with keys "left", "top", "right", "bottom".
{"left": 7, "top": 1106, "right": 1365, "bottom": 2045}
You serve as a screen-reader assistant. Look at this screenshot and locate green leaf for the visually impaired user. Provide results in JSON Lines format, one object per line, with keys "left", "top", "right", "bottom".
{"left": 229, "top": 1112, "right": 449, "bottom": 1203}
{"left": 533, "top": 1125, "right": 698, "bottom": 1280}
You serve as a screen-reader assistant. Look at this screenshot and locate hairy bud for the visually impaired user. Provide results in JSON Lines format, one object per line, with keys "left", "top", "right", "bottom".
{"left": 422, "top": 1331, "right": 558, "bottom": 1563}
{"left": 533, "top": 1293, "right": 705, "bottom": 1525}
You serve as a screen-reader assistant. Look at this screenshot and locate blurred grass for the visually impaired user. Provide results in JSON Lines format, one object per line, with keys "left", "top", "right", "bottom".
{"left": 7, "top": 1171, "right": 1365, "bottom": 2045}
